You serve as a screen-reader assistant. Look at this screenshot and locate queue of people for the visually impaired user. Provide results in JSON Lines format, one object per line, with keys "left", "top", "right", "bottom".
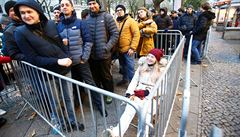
{"left": 0, "top": 0, "right": 215, "bottom": 136}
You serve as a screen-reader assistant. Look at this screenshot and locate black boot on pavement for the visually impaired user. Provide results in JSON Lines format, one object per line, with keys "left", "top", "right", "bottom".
{"left": 0, "top": 118, "right": 7, "bottom": 128}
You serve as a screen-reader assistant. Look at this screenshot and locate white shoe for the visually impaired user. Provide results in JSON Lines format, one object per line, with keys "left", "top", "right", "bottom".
{"left": 107, "top": 126, "right": 119, "bottom": 137}
{"left": 0, "top": 109, "right": 6, "bottom": 116}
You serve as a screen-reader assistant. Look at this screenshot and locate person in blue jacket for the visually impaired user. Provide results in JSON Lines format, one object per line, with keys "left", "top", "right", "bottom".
{"left": 57, "top": 0, "right": 107, "bottom": 117}
{"left": 13, "top": 0, "right": 83, "bottom": 134}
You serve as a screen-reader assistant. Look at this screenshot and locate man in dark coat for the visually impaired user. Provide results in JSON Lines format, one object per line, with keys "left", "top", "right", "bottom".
{"left": 86, "top": 0, "right": 119, "bottom": 104}
{"left": 191, "top": 2, "right": 215, "bottom": 64}
{"left": 178, "top": 5, "right": 197, "bottom": 58}
{"left": 13, "top": 0, "right": 82, "bottom": 134}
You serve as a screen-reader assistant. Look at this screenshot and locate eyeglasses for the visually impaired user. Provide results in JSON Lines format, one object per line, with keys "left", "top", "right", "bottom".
{"left": 116, "top": 9, "right": 123, "bottom": 12}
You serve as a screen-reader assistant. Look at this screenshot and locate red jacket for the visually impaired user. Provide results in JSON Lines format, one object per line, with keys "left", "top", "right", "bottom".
{"left": 0, "top": 56, "right": 12, "bottom": 64}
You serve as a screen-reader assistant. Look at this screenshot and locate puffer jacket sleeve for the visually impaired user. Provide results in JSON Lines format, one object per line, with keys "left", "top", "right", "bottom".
{"left": 105, "top": 14, "right": 119, "bottom": 52}
{"left": 129, "top": 19, "right": 140, "bottom": 51}
{"left": 80, "top": 20, "right": 93, "bottom": 62}
{"left": 142, "top": 22, "right": 157, "bottom": 34}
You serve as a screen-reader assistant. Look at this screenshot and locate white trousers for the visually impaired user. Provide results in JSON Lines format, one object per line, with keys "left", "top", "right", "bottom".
{"left": 112, "top": 97, "right": 156, "bottom": 137}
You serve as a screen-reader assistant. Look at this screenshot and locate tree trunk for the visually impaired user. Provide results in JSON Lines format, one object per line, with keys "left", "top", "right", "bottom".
{"left": 153, "top": 0, "right": 165, "bottom": 12}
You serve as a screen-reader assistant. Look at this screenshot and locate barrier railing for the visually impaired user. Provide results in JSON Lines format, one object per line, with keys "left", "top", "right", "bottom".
{"left": 6, "top": 30, "right": 185, "bottom": 137}
{"left": 178, "top": 35, "right": 193, "bottom": 137}
{"left": 155, "top": 30, "right": 183, "bottom": 56}
{"left": 11, "top": 60, "right": 142, "bottom": 137}
{"left": 138, "top": 35, "right": 185, "bottom": 137}
{"left": 201, "top": 27, "right": 212, "bottom": 59}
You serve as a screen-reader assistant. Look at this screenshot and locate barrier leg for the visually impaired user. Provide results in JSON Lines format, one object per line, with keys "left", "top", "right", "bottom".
{"left": 16, "top": 101, "right": 28, "bottom": 119}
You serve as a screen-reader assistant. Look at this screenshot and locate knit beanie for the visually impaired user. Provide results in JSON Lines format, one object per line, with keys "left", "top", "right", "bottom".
{"left": 149, "top": 48, "right": 164, "bottom": 62}
{"left": 138, "top": 7, "right": 148, "bottom": 12}
{"left": 87, "top": 0, "right": 101, "bottom": 6}
{"left": 115, "top": 5, "right": 126, "bottom": 13}
{"left": 4, "top": 0, "right": 17, "bottom": 15}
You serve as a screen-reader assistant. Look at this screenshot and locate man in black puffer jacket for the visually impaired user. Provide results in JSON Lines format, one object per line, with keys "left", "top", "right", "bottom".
{"left": 86, "top": 0, "right": 119, "bottom": 104}
{"left": 191, "top": 2, "right": 215, "bottom": 64}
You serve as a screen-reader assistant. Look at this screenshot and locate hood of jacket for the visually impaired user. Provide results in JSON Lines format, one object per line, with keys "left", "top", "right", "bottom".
{"left": 14, "top": 0, "right": 48, "bottom": 22}
{"left": 159, "top": 7, "right": 168, "bottom": 17}
{"left": 59, "top": 10, "right": 77, "bottom": 25}
{"left": 201, "top": 11, "right": 215, "bottom": 20}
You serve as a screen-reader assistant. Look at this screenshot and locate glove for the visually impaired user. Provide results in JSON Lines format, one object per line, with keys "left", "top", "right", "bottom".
{"left": 164, "top": 28, "right": 168, "bottom": 33}
{"left": 125, "top": 93, "right": 131, "bottom": 98}
{"left": 134, "top": 89, "right": 149, "bottom": 99}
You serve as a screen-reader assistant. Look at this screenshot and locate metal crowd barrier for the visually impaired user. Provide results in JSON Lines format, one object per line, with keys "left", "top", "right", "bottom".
{"left": 155, "top": 30, "right": 183, "bottom": 56}
{"left": 178, "top": 35, "right": 193, "bottom": 137}
{"left": 6, "top": 30, "right": 186, "bottom": 137}
{"left": 138, "top": 35, "right": 185, "bottom": 136}
{"left": 11, "top": 60, "right": 141, "bottom": 137}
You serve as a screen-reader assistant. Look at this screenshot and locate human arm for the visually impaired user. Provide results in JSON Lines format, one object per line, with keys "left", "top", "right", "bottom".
{"left": 105, "top": 14, "right": 119, "bottom": 52}
{"left": 128, "top": 19, "right": 140, "bottom": 56}
{"left": 14, "top": 29, "right": 71, "bottom": 67}
{"left": 80, "top": 20, "right": 93, "bottom": 63}
{"left": 4, "top": 30, "right": 25, "bottom": 61}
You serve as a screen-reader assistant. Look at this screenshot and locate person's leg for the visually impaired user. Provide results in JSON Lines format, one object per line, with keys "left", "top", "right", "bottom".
{"left": 100, "top": 58, "right": 114, "bottom": 93}
{"left": 73, "top": 63, "right": 107, "bottom": 117}
{"left": 112, "top": 103, "right": 137, "bottom": 136}
{"left": 89, "top": 59, "right": 102, "bottom": 88}
{"left": 124, "top": 53, "right": 135, "bottom": 81}
{"left": 117, "top": 53, "right": 128, "bottom": 86}
{"left": 191, "top": 40, "right": 201, "bottom": 63}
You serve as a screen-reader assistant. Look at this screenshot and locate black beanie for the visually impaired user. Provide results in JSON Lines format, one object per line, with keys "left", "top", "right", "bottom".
{"left": 87, "top": 0, "right": 101, "bottom": 6}
{"left": 4, "top": 0, "right": 17, "bottom": 15}
{"left": 115, "top": 5, "right": 126, "bottom": 13}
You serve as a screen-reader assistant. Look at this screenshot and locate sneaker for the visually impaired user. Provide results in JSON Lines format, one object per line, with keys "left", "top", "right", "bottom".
{"left": 102, "top": 127, "right": 117, "bottom": 137}
{"left": 0, "top": 109, "right": 6, "bottom": 116}
{"left": 50, "top": 114, "right": 61, "bottom": 135}
{"left": 50, "top": 123, "right": 61, "bottom": 135}
{"left": 105, "top": 96, "right": 113, "bottom": 104}
{"left": 0, "top": 118, "right": 7, "bottom": 128}
{"left": 116, "top": 80, "right": 128, "bottom": 86}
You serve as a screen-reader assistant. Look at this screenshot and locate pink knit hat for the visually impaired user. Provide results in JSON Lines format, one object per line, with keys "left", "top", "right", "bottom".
{"left": 149, "top": 48, "right": 164, "bottom": 62}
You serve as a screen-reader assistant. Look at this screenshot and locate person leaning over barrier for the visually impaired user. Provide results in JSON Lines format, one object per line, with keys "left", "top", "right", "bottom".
{"left": 86, "top": 0, "right": 119, "bottom": 104}
{"left": 57, "top": 0, "right": 107, "bottom": 117}
{"left": 137, "top": 7, "right": 157, "bottom": 57}
{"left": 103, "top": 48, "right": 167, "bottom": 137}
{"left": 115, "top": 4, "right": 140, "bottom": 86}
{"left": 13, "top": 0, "right": 83, "bottom": 134}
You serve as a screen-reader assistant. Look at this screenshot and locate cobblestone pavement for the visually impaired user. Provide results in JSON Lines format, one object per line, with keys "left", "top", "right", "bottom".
{"left": 198, "top": 30, "right": 240, "bottom": 136}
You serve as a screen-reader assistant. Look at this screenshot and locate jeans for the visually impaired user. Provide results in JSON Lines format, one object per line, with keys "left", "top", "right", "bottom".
{"left": 89, "top": 57, "right": 114, "bottom": 93}
{"left": 118, "top": 53, "right": 135, "bottom": 81}
{"left": 191, "top": 40, "right": 202, "bottom": 62}
{"left": 71, "top": 63, "right": 102, "bottom": 108}
{"left": 48, "top": 72, "right": 75, "bottom": 124}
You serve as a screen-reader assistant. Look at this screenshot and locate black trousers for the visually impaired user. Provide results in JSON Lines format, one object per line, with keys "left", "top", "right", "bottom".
{"left": 89, "top": 57, "right": 114, "bottom": 93}
{"left": 71, "top": 63, "right": 102, "bottom": 108}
